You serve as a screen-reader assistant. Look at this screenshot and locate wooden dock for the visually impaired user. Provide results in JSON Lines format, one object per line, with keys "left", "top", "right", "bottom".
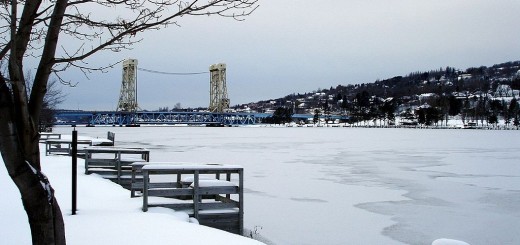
{"left": 83, "top": 147, "right": 150, "bottom": 184}
{"left": 45, "top": 139, "right": 93, "bottom": 155}
{"left": 40, "top": 133, "right": 245, "bottom": 235}
{"left": 43, "top": 131, "right": 116, "bottom": 155}
{"left": 139, "top": 163, "right": 244, "bottom": 234}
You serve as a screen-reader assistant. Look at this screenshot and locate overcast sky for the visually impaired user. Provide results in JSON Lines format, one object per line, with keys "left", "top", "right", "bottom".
{"left": 58, "top": 0, "right": 520, "bottom": 111}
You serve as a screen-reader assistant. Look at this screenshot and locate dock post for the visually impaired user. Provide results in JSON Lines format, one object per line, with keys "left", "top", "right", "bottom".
{"left": 193, "top": 170, "right": 200, "bottom": 220}
{"left": 239, "top": 169, "right": 244, "bottom": 235}
{"left": 143, "top": 170, "right": 149, "bottom": 212}
{"left": 71, "top": 127, "right": 77, "bottom": 215}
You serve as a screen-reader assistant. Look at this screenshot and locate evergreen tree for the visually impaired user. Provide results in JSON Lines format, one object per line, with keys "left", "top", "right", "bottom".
{"left": 509, "top": 98, "right": 519, "bottom": 128}
{"left": 488, "top": 114, "right": 498, "bottom": 125}
{"left": 272, "top": 107, "right": 293, "bottom": 124}
{"left": 313, "top": 109, "right": 321, "bottom": 124}
{"left": 448, "top": 96, "right": 462, "bottom": 116}
{"left": 416, "top": 109, "right": 425, "bottom": 125}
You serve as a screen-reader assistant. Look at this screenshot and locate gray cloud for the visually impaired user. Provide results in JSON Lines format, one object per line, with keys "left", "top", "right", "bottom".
{"left": 59, "top": 0, "right": 520, "bottom": 110}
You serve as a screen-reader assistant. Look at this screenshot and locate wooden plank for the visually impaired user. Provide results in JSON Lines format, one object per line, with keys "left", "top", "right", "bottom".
{"left": 198, "top": 186, "right": 239, "bottom": 195}
{"left": 132, "top": 182, "right": 173, "bottom": 189}
{"left": 86, "top": 158, "right": 117, "bottom": 163}
{"left": 143, "top": 164, "right": 242, "bottom": 174}
{"left": 148, "top": 188, "right": 194, "bottom": 197}
{"left": 48, "top": 148, "right": 70, "bottom": 153}
{"left": 199, "top": 213, "right": 239, "bottom": 223}
{"left": 148, "top": 203, "right": 194, "bottom": 210}
{"left": 198, "top": 202, "right": 239, "bottom": 210}
{"left": 87, "top": 161, "right": 117, "bottom": 167}
{"left": 147, "top": 169, "right": 242, "bottom": 175}
{"left": 120, "top": 159, "right": 146, "bottom": 164}
{"left": 146, "top": 201, "right": 237, "bottom": 211}
{"left": 198, "top": 212, "right": 239, "bottom": 218}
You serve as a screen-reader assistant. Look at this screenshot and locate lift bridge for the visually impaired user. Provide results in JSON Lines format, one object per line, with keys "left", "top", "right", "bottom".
{"left": 55, "top": 111, "right": 346, "bottom": 126}
{"left": 89, "top": 111, "right": 258, "bottom": 126}
{"left": 61, "top": 58, "right": 257, "bottom": 126}
{"left": 56, "top": 59, "right": 347, "bottom": 126}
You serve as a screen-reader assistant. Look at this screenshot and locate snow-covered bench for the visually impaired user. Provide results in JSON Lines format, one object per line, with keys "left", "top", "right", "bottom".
{"left": 39, "top": 132, "right": 61, "bottom": 142}
{"left": 84, "top": 147, "right": 149, "bottom": 183}
{"left": 44, "top": 132, "right": 115, "bottom": 155}
{"left": 131, "top": 162, "right": 222, "bottom": 198}
{"left": 45, "top": 139, "right": 93, "bottom": 155}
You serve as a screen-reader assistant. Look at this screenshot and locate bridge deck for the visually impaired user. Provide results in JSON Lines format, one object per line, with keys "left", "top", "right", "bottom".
{"left": 55, "top": 111, "right": 348, "bottom": 126}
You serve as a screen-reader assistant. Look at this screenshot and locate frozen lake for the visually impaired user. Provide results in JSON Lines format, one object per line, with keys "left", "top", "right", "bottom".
{"left": 54, "top": 126, "right": 520, "bottom": 245}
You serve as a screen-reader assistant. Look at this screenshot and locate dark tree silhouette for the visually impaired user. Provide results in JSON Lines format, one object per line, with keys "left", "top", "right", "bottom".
{"left": 272, "top": 107, "right": 293, "bottom": 124}
{"left": 313, "top": 109, "right": 321, "bottom": 124}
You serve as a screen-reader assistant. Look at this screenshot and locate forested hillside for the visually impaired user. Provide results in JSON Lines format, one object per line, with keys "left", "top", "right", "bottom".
{"left": 237, "top": 61, "right": 520, "bottom": 126}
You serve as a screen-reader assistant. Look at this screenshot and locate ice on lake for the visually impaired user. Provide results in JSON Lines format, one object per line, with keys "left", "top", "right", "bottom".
{"left": 54, "top": 126, "right": 520, "bottom": 245}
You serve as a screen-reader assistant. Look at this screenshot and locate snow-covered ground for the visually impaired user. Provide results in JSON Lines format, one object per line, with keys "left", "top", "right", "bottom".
{"left": 1, "top": 133, "right": 262, "bottom": 245}
{"left": 3, "top": 126, "right": 520, "bottom": 244}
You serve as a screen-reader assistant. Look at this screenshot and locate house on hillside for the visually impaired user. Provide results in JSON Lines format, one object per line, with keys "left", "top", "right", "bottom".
{"left": 458, "top": 74, "right": 472, "bottom": 80}
{"left": 418, "top": 93, "right": 437, "bottom": 100}
{"left": 452, "top": 91, "right": 470, "bottom": 100}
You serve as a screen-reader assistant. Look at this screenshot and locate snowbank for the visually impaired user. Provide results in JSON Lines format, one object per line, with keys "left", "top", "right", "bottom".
{"left": 0, "top": 145, "right": 262, "bottom": 245}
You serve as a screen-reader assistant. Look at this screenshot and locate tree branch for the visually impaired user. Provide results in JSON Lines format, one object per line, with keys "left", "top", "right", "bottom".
{"left": 54, "top": 0, "right": 258, "bottom": 64}
{"left": 29, "top": 0, "right": 68, "bottom": 120}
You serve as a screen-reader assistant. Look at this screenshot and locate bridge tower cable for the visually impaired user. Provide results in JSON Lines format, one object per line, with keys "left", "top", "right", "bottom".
{"left": 209, "top": 63, "right": 229, "bottom": 113}
{"left": 117, "top": 59, "right": 139, "bottom": 112}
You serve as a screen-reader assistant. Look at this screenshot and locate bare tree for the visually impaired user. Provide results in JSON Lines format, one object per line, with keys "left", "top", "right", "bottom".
{"left": 0, "top": 1, "right": 258, "bottom": 244}
{"left": 38, "top": 79, "right": 66, "bottom": 131}
{"left": 25, "top": 71, "right": 66, "bottom": 131}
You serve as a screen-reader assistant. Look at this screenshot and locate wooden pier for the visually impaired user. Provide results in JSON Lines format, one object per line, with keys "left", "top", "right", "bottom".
{"left": 44, "top": 131, "right": 115, "bottom": 156}
{"left": 83, "top": 147, "right": 150, "bottom": 184}
{"left": 40, "top": 133, "right": 244, "bottom": 235}
{"left": 139, "top": 163, "right": 244, "bottom": 234}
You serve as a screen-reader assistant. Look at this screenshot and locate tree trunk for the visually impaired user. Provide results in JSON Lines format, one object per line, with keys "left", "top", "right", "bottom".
{"left": 1, "top": 77, "right": 66, "bottom": 245}
{"left": 15, "top": 161, "right": 66, "bottom": 245}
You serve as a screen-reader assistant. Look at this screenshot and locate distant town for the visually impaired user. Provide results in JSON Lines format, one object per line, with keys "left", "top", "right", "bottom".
{"left": 230, "top": 60, "right": 520, "bottom": 127}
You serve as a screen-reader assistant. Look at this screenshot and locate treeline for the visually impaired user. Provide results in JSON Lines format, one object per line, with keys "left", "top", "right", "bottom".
{"left": 262, "top": 107, "right": 293, "bottom": 124}
{"left": 340, "top": 94, "right": 519, "bottom": 127}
